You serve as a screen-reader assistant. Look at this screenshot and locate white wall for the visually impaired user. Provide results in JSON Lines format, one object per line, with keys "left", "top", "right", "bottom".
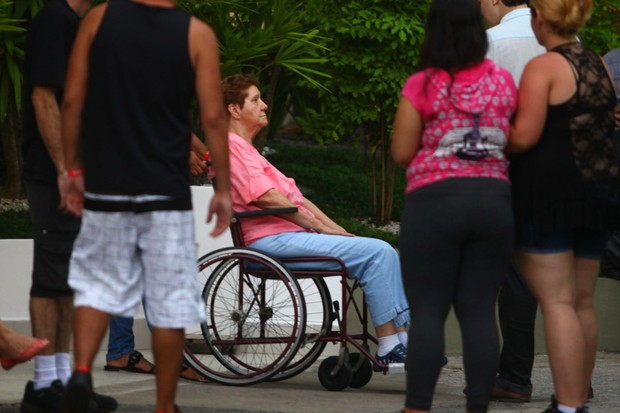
{"left": 0, "top": 185, "right": 233, "bottom": 345}
{"left": 6, "top": 185, "right": 619, "bottom": 353}
{"left": 0, "top": 185, "right": 339, "bottom": 347}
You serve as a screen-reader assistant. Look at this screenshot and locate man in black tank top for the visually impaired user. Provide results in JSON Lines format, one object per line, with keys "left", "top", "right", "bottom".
{"left": 60, "top": 1, "right": 232, "bottom": 413}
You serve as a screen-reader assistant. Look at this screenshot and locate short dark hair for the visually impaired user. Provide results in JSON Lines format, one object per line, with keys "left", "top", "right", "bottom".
{"left": 418, "top": 0, "right": 488, "bottom": 74}
{"left": 502, "top": 0, "right": 529, "bottom": 6}
{"left": 221, "top": 74, "right": 260, "bottom": 110}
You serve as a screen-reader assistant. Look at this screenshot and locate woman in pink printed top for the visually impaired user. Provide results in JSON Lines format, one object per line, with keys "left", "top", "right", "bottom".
{"left": 221, "top": 74, "right": 410, "bottom": 370}
{"left": 391, "top": 1, "right": 517, "bottom": 412}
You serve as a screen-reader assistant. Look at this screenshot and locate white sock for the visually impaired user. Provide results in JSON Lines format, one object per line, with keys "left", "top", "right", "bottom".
{"left": 377, "top": 334, "right": 400, "bottom": 357}
{"left": 33, "top": 355, "right": 59, "bottom": 390}
{"left": 557, "top": 404, "right": 577, "bottom": 413}
{"left": 55, "top": 353, "right": 72, "bottom": 385}
{"left": 397, "top": 331, "right": 408, "bottom": 348}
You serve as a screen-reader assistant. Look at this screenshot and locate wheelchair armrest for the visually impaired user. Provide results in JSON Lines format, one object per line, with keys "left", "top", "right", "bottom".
{"left": 233, "top": 207, "right": 298, "bottom": 219}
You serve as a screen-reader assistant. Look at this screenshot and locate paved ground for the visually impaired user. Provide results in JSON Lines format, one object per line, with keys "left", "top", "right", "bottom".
{"left": 1, "top": 350, "right": 619, "bottom": 413}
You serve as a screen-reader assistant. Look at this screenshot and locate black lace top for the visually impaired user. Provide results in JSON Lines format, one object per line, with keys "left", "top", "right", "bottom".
{"left": 510, "top": 42, "right": 620, "bottom": 242}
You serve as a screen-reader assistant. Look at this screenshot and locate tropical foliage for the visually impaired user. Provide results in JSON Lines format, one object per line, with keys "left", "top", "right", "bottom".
{"left": 0, "top": 0, "right": 44, "bottom": 198}
{"left": 0, "top": 0, "right": 618, "bottom": 226}
{"left": 177, "top": 0, "right": 330, "bottom": 148}
{"left": 296, "top": 1, "right": 428, "bottom": 224}
{"left": 580, "top": 0, "right": 620, "bottom": 54}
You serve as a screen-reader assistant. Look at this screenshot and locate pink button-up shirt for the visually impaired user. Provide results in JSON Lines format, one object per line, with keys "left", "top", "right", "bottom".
{"left": 226, "top": 132, "right": 314, "bottom": 245}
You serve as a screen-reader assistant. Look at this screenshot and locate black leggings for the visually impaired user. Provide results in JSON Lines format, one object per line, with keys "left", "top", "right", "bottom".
{"left": 400, "top": 178, "right": 514, "bottom": 413}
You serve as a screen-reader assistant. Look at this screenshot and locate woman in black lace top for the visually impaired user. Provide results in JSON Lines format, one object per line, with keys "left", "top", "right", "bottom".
{"left": 508, "top": 1, "right": 618, "bottom": 412}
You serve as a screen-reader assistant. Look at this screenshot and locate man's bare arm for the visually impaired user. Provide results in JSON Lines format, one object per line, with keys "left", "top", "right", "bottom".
{"left": 189, "top": 17, "right": 232, "bottom": 236}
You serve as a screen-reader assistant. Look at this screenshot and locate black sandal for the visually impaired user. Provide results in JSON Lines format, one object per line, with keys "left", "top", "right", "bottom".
{"left": 104, "top": 350, "right": 155, "bottom": 374}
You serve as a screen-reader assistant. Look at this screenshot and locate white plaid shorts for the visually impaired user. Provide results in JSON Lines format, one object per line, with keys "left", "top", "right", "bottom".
{"left": 69, "top": 209, "right": 205, "bottom": 328}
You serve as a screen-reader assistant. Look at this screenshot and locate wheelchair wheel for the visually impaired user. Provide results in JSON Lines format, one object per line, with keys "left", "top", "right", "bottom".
{"left": 348, "top": 353, "right": 373, "bottom": 388}
{"left": 267, "top": 277, "right": 332, "bottom": 382}
{"left": 184, "top": 248, "right": 306, "bottom": 385}
{"left": 318, "top": 355, "right": 352, "bottom": 391}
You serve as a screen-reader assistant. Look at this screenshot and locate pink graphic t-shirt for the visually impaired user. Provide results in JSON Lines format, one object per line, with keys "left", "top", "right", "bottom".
{"left": 401, "top": 59, "right": 517, "bottom": 194}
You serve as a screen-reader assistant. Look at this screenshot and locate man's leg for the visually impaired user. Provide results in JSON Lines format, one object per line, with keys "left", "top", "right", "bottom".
{"left": 495, "top": 259, "right": 538, "bottom": 401}
{"left": 72, "top": 306, "right": 109, "bottom": 371}
{"left": 106, "top": 316, "right": 135, "bottom": 362}
{"left": 55, "top": 296, "right": 73, "bottom": 384}
{"left": 105, "top": 316, "right": 154, "bottom": 374}
{"left": 30, "top": 297, "right": 60, "bottom": 361}
{"left": 64, "top": 306, "right": 118, "bottom": 413}
{"left": 152, "top": 328, "right": 184, "bottom": 413}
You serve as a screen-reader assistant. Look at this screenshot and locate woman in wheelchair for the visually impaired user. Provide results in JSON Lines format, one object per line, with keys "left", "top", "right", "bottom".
{"left": 220, "top": 73, "right": 409, "bottom": 369}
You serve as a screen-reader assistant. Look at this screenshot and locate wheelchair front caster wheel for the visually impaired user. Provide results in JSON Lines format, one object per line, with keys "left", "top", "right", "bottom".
{"left": 318, "top": 356, "right": 352, "bottom": 391}
{"left": 348, "top": 353, "right": 373, "bottom": 388}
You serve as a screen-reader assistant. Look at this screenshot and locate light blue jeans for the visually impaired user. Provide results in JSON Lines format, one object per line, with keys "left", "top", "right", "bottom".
{"left": 250, "top": 232, "right": 409, "bottom": 329}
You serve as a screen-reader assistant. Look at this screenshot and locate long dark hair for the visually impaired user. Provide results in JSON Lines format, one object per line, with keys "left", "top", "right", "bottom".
{"left": 418, "top": 0, "right": 488, "bottom": 74}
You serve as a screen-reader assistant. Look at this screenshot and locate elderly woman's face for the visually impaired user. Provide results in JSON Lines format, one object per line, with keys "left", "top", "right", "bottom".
{"left": 240, "top": 85, "right": 269, "bottom": 132}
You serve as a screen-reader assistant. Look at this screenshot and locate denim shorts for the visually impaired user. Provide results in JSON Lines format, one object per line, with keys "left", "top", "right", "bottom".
{"left": 515, "top": 226, "right": 608, "bottom": 259}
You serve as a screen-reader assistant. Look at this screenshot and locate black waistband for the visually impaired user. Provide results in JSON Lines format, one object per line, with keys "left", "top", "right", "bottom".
{"left": 84, "top": 197, "right": 192, "bottom": 213}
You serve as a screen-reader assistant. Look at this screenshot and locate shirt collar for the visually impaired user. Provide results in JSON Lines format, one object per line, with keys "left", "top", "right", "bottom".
{"left": 499, "top": 7, "right": 531, "bottom": 25}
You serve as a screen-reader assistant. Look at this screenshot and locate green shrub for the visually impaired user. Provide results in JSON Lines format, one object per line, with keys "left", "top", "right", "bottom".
{"left": 0, "top": 140, "right": 403, "bottom": 247}
{"left": 0, "top": 210, "right": 31, "bottom": 238}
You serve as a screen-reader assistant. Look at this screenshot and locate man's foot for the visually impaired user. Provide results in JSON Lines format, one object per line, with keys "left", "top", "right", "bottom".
{"left": 491, "top": 384, "right": 532, "bottom": 403}
{"left": 20, "top": 381, "right": 63, "bottom": 413}
{"left": 104, "top": 350, "right": 155, "bottom": 374}
{"left": 64, "top": 371, "right": 118, "bottom": 413}
{"left": 373, "top": 343, "right": 407, "bottom": 372}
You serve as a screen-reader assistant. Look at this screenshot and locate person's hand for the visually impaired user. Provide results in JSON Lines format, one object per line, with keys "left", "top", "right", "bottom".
{"left": 63, "top": 175, "right": 85, "bottom": 217}
{"left": 206, "top": 191, "right": 233, "bottom": 237}
{"left": 189, "top": 151, "right": 207, "bottom": 176}
{"left": 319, "top": 227, "right": 355, "bottom": 237}
{"left": 614, "top": 106, "right": 620, "bottom": 129}
{"left": 313, "top": 221, "right": 354, "bottom": 237}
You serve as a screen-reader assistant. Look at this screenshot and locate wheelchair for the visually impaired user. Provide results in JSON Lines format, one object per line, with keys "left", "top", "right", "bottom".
{"left": 183, "top": 207, "right": 404, "bottom": 391}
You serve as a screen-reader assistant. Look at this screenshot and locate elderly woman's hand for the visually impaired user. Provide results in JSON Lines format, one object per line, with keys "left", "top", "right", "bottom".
{"left": 313, "top": 220, "right": 354, "bottom": 237}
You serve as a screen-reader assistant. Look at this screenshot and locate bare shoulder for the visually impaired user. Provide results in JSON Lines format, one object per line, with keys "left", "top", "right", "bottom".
{"left": 189, "top": 16, "right": 217, "bottom": 42}
{"left": 522, "top": 52, "right": 570, "bottom": 80}
{"left": 188, "top": 16, "right": 218, "bottom": 66}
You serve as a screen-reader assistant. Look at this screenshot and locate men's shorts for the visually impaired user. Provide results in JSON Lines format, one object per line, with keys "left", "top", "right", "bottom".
{"left": 25, "top": 181, "right": 80, "bottom": 297}
{"left": 69, "top": 209, "right": 205, "bottom": 328}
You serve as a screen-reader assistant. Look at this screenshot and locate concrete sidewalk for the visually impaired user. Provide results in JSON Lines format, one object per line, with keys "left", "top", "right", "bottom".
{"left": 1, "top": 351, "right": 619, "bottom": 413}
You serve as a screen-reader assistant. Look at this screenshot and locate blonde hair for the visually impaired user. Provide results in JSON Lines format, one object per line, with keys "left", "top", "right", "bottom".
{"left": 530, "top": 0, "right": 592, "bottom": 36}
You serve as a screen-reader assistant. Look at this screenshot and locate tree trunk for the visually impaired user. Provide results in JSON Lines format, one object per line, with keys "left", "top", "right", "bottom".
{"left": 0, "top": 97, "right": 23, "bottom": 199}
{"left": 364, "top": 119, "right": 395, "bottom": 226}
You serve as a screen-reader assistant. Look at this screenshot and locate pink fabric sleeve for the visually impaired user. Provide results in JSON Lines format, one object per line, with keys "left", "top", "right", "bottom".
{"left": 401, "top": 72, "right": 428, "bottom": 116}
{"left": 229, "top": 138, "right": 275, "bottom": 204}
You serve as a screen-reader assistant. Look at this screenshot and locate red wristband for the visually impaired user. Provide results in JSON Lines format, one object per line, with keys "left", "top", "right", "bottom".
{"left": 64, "top": 168, "right": 84, "bottom": 178}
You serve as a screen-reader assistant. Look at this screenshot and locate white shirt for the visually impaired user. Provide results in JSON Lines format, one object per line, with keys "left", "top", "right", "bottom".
{"left": 486, "top": 8, "right": 546, "bottom": 86}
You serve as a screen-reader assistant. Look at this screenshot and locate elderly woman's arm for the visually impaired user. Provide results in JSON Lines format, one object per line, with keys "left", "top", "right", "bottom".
{"left": 255, "top": 189, "right": 352, "bottom": 236}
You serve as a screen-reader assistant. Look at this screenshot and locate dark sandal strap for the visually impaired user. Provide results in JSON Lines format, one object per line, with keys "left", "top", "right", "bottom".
{"left": 126, "top": 351, "right": 144, "bottom": 369}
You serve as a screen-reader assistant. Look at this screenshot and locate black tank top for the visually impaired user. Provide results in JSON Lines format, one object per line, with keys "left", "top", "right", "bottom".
{"left": 83, "top": 0, "right": 194, "bottom": 206}
{"left": 510, "top": 42, "right": 620, "bottom": 240}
